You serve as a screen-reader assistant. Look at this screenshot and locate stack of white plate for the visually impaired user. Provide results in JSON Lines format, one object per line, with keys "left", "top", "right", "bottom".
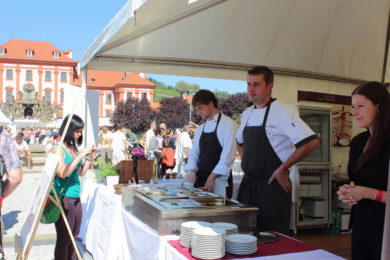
{"left": 180, "top": 221, "right": 211, "bottom": 247}
{"left": 226, "top": 234, "right": 257, "bottom": 255}
{"left": 191, "top": 227, "right": 226, "bottom": 259}
{"left": 211, "top": 222, "right": 238, "bottom": 235}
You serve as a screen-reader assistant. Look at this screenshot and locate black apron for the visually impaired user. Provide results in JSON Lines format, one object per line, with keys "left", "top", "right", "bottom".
{"left": 237, "top": 99, "right": 291, "bottom": 235}
{"left": 194, "top": 113, "right": 233, "bottom": 198}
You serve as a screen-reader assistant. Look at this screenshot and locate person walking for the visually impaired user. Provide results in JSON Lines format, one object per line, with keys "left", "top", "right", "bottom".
{"left": 52, "top": 114, "right": 99, "bottom": 260}
{"left": 111, "top": 124, "right": 127, "bottom": 165}
{"left": 174, "top": 125, "right": 192, "bottom": 177}
{"left": 145, "top": 122, "right": 156, "bottom": 160}
{"left": 161, "top": 128, "right": 176, "bottom": 177}
{"left": 100, "top": 127, "right": 112, "bottom": 162}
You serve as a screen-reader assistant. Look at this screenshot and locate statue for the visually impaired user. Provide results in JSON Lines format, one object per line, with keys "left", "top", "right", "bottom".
{"left": 19, "top": 91, "right": 23, "bottom": 99}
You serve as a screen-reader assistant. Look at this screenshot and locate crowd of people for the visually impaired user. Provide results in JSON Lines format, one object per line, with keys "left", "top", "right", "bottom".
{"left": 0, "top": 66, "right": 387, "bottom": 260}
{"left": 97, "top": 121, "right": 198, "bottom": 179}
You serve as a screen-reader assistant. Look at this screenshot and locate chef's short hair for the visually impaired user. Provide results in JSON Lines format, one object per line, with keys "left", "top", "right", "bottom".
{"left": 248, "top": 66, "right": 274, "bottom": 84}
{"left": 192, "top": 89, "right": 218, "bottom": 108}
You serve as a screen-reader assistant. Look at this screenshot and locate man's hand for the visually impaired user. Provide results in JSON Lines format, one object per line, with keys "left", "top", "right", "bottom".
{"left": 268, "top": 167, "right": 291, "bottom": 193}
{"left": 200, "top": 173, "right": 219, "bottom": 193}
{"left": 186, "top": 170, "right": 197, "bottom": 184}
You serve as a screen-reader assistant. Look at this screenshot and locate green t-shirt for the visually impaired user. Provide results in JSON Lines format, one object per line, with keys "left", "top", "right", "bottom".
{"left": 53, "top": 146, "right": 82, "bottom": 198}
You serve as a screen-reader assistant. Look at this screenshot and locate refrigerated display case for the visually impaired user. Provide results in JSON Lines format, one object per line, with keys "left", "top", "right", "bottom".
{"left": 298, "top": 106, "right": 331, "bottom": 164}
{"left": 290, "top": 105, "right": 332, "bottom": 235}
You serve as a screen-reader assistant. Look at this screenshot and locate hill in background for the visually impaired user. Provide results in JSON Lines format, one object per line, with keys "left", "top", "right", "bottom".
{"left": 148, "top": 77, "right": 231, "bottom": 103}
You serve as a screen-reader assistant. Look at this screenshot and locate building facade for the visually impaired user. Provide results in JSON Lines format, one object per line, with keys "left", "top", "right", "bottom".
{"left": 73, "top": 70, "right": 156, "bottom": 119}
{"left": 0, "top": 39, "right": 155, "bottom": 123}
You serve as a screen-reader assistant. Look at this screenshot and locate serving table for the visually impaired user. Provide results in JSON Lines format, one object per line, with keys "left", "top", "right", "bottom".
{"left": 79, "top": 181, "right": 345, "bottom": 260}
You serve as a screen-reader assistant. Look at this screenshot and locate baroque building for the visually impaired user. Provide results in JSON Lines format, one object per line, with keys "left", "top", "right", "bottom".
{"left": 0, "top": 39, "right": 155, "bottom": 124}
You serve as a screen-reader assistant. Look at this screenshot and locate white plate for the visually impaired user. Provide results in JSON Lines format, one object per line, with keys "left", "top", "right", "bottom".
{"left": 211, "top": 222, "right": 238, "bottom": 230}
{"left": 192, "top": 252, "right": 225, "bottom": 259}
{"left": 181, "top": 221, "right": 211, "bottom": 229}
{"left": 193, "top": 227, "right": 226, "bottom": 236}
{"left": 227, "top": 247, "right": 257, "bottom": 255}
{"left": 226, "top": 234, "right": 257, "bottom": 243}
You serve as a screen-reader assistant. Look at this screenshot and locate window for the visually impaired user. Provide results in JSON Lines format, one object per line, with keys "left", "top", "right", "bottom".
{"left": 6, "top": 70, "right": 12, "bottom": 80}
{"left": 106, "top": 111, "right": 111, "bottom": 117}
{"left": 60, "top": 92, "right": 64, "bottom": 102}
{"left": 6, "top": 91, "right": 12, "bottom": 101}
{"left": 142, "top": 93, "right": 147, "bottom": 99}
{"left": 45, "top": 92, "right": 51, "bottom": 103}
{"left": 127, "top": 92, "right": 132, "bottom": 100}
{"left": 60, "top": 72, "right": 66, "bottom": 82}
{"left": 45, "top": 71, "right": 51, "bottom": 81}
{"left": 106, "top": 94, "right": 112, "bottom": 104}
{"left": 0, "top": 48, "right": 6, "bottom": 55}
{"left": 26, "top": 70, "right": 32, "bottom": 81}
{"left": 53, "top": 52, "right": 60, "bottom": 58}
{"left": 27, "top": 49, "right": 34, "bottom": 57}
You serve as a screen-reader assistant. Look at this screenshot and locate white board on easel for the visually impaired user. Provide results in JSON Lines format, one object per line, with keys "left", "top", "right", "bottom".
{"left": 15, "top": 153, "right": 59, "bottom": 258}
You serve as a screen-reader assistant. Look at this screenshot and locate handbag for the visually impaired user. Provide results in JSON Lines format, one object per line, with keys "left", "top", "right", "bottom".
{"left": 40, "top": 174, "right": 72, "bottom": 224}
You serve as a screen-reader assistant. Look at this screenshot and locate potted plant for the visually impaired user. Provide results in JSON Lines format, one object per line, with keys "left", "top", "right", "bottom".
{"left": 94, "top": 157, "right": 119, "bottom": 186}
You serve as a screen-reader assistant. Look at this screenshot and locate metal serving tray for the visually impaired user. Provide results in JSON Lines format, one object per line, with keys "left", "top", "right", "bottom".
{"left": 124, "top": 185, "right": 258, "bottom": 235}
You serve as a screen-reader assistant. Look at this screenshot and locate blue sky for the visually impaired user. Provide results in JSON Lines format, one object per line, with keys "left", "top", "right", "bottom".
{"left": 1, "top": 0, "right": 245, "bottom": 94}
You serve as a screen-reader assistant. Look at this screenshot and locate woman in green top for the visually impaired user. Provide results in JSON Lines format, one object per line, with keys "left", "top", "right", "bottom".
{"left": 52, "top": 114, "right": 99, "bottom": 260}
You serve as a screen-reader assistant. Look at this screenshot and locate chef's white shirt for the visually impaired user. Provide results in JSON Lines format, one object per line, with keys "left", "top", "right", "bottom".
{"left": 184, "top": 113, "right": 237, "bottom": 180}
{"left": 236, "top": 100, "right": 316, "bottom": 163}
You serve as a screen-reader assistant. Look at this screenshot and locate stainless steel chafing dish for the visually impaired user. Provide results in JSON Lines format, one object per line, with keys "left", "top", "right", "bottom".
{"left": 122, "top": 183, "right": 258, "bottom": 235}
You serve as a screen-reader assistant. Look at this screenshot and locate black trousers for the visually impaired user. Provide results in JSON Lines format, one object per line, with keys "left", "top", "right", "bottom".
{"left": 54, "top": 197, "right": 82, "bottom": 260}
{"left": 351, "top": 224, "right": 383, "bottom": 260}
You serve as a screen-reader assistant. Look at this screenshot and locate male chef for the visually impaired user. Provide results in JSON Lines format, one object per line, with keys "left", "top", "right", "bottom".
{"left": 236, "top": 66, "right": 320, "bottom": 234}
{"left": 184, "top": 90, "right": 236, "bottom": 198}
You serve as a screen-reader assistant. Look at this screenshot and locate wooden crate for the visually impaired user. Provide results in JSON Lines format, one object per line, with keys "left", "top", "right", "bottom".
{"left": 136, "top": 160, "right": 153, "bottom": 183}
{"left": 116, "top": 160, "right": 133, "bottom": 184}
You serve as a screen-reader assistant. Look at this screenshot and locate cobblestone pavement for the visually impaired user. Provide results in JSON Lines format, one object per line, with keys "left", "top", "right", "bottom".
{"left": 2, "top": 171, "right": 93, "bottom": 259}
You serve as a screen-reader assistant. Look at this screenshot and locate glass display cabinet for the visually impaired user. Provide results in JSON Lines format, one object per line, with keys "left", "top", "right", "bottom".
{"left": 290, "top": 105, "right": 332, "bottom": 235}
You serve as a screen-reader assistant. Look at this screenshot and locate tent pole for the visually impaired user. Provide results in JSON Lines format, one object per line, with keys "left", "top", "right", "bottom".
{"left": 82, "top": 68, "right": 88, "bottom": 150}
{"left": 381, "top": 10, "right": 390, "bottom": 84}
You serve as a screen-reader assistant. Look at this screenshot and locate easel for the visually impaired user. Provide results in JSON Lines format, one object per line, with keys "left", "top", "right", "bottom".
{"left": 15, "top": 84, "right": 85, "bottom": 260}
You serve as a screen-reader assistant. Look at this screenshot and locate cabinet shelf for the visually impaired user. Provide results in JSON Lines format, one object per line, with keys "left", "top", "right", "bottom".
{"left": 300, "top": 181, "right": 322, "bottom": 184}
{"left": 299, "top": 195, "right": 323, "bottom": 198}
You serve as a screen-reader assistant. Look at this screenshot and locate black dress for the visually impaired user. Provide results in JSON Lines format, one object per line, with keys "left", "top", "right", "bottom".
{"left": 348, "top": 131, "right": 389, "bottom": 260}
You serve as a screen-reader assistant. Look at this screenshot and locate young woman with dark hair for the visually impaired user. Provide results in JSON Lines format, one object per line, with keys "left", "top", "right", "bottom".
{"left": 52, "top": 114, "right": 99, "bottom": 260}
{"left": 338, "top": 81, "right": 389, "bottom": 260}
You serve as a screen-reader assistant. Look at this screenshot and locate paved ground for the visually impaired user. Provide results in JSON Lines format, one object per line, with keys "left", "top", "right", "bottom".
{"left": 2, "top": 171, "right": 92, "bottom": 260}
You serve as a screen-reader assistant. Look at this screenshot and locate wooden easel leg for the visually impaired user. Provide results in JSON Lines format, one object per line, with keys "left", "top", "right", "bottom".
{"left": 52, "top": 188, "right": 82, "bottom": 260}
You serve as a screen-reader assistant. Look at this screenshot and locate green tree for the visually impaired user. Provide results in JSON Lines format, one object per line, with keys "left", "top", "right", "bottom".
{"left": 214, "top": 90, "right": 230, "bottom": 98}
{"left": 175, "top": 81, "right": 200, "bottom": 92}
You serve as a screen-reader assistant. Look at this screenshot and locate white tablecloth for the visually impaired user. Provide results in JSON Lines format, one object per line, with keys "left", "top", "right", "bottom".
{"left": 79, "top": 183, "right": 345, "bottom": 260}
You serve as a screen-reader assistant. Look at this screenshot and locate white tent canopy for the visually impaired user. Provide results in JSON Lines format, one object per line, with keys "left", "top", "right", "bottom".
{"left": 82, "top": 0, "right": 390, "bottom": 84}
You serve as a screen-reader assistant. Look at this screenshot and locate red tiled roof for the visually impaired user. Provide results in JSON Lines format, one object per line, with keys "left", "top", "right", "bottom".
{"left": 73, "top": 70, "right": 155, "bottom": 88}
{"left": 0, "top": 39, "right": 75, "bottom": 63}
